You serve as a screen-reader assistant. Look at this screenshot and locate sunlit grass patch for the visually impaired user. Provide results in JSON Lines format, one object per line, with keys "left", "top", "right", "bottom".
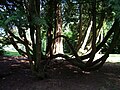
{"left": 4, "top": 51, "right": 21, "bottom": 56}
{"left": 95, "top": 54, "right": 120, "bottom": 63}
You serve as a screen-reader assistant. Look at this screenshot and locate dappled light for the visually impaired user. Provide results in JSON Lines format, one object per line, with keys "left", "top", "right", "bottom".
{"left": 0, "top": 56, "right": 120, "bottom": 89}
{"left": 1, "top": 0, "right": 120, "bottom": 89}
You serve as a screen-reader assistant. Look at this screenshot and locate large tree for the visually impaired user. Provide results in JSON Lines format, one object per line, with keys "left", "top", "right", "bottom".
{"left": 0, "top": 0, "right": 46, "bottom": 78}
{"left": 0, "top": 0, "right": 120, "bottom": 78}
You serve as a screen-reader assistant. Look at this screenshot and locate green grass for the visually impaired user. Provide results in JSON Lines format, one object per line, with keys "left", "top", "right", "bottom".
{"left": 4, "top": 51, "right": 21, "bottom": 56}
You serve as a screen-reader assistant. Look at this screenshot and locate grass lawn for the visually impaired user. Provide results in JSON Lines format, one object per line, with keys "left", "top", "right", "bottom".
{"left": 4, "top": 51, "right": 21, "bottom": 56}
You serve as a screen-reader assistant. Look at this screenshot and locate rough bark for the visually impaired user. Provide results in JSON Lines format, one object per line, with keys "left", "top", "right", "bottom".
{"left": 53, "top": 1, "right": 63, "bottom": 54}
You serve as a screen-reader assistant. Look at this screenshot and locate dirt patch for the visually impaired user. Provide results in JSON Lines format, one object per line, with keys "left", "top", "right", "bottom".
{"left": 0, "top": 56, "right": 120, "bottom": 90}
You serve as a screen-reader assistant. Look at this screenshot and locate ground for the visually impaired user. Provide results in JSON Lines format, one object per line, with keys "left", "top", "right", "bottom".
{"left": 0, "top": 56, "right": 120, "bottom": 90}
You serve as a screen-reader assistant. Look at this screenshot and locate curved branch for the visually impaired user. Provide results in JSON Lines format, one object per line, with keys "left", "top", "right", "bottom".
{"left": 49, "top": 19, "right": 120, "bottom": 71}
{"left": 52, "top": 35, "right": 84, "bottom": 67}
{"left": 83, "top": 19, "right": 120, "bottom": 71}
{"left": 9, "top": 37, "right": 27, "bottom": 56}
{"left": 80, "top": 19, "right": 118, "bottom": 60}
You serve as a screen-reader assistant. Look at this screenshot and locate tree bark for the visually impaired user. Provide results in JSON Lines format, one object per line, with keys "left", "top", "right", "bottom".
{"left": 86, "top": 0, "right": 96, "bottom": 66}
{"left": 53, "top": 2, "right": 63, "bottom": 54}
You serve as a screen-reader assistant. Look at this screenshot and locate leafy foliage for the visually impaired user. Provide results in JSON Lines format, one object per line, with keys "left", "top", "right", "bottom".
{"left": 0, "top": 46, "right": 5, "bottom": 55}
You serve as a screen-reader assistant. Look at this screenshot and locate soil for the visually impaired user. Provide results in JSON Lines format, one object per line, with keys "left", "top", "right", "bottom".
{"left": 0, "top": 56, "right": 120, "bottom": 90}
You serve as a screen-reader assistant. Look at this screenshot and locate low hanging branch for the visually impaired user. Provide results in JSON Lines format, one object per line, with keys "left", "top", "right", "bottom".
{"left": 9, "top": 37, "right": 27, "bottom": 55}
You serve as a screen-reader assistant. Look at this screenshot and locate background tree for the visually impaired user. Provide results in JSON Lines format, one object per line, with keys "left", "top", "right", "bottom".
{"left": 45, "top": 0, "right": 63, "bottom": 57}
{"left": 53, "top": 0, "right": 63, "bottom": 54}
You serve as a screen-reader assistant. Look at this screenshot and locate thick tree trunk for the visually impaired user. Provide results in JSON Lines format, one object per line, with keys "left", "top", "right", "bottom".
{"left": 53, "top": 2, "right": 63, "bottom": 54}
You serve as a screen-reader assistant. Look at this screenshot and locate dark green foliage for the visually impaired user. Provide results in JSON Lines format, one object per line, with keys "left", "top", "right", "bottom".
{"left": 0, "top": 47, "right": 5, "bottom": 55}
{"left": 102, "top": 36, "right": 120, "bottom": 54}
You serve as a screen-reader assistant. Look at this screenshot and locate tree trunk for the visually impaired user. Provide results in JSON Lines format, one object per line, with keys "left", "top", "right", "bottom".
{"left": 76, "top": 3, "right": 83, "bottom": 51}
{"left": 86, "top": 0, "right": 96, "bottom": 66}
{"left": 53, "top": 2, "right": 63, "bottom": 54}
{"left": 80, "top": 20, "right": 93, "bottom": 53}
{"left": 28, "top": 0, "right": 45, "bottom": 79}
{"left": 46, "top": 0, "right": 54, "bottom": 57}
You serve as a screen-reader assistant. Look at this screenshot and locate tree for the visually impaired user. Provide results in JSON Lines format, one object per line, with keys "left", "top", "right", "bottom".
{"left": 53, "top": 0, "right": 63, "bottom": 54}
{"left": 45, "top": 0, "right": 63, "bottom": 57}
{"left": 0, "top": 0, "right": 120, "bottom": 78}
{"left": 0, "top": 0, "right": 46, "bottom": 79}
